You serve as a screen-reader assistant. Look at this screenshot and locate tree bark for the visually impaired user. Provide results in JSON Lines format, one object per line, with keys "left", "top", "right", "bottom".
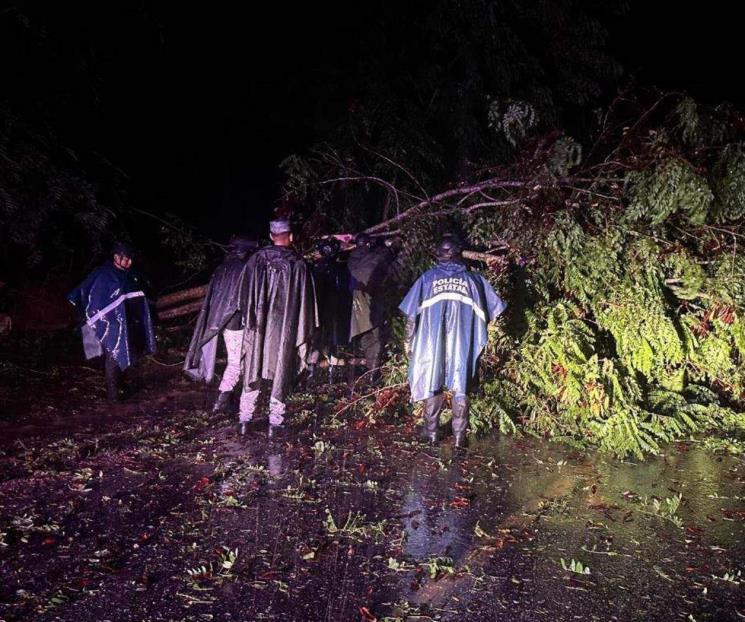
{"left": 155, "top": 285, "right": 208, "bottom": 309}
{"left": 157, "top": 300, "right": 204, "bottom": 321}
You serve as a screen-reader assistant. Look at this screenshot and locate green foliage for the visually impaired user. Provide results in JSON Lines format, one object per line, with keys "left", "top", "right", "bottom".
{"left": 156, "top": 212, "right": 216, "bottom": 276}
{"left": 711, "top": 143, "right": 745, "bottom": 222}
{"left": 291, "top": 76, "right": 745, "bottom": 461}
{"left": 487, "top": 98, "right": 538, "bottom": 147}
{"left": 468, "top": 128, "right": 745, "bottom": 458}
{"left": 626, "top": 159, "right": 713, "bottom": 226}
{"left": 497, "top": 212, "right": 745, "bottom": 458}
{"left": 546, "top": 137, "right": 583, "bottom": 178}
{"left": 560, "top": 558, "right": 591, "bottom": 575}
{"left": 640, "top": 493, "right": 684, "bottom": 529}
{"left": 672, "top": 97, "right": 738, "bottom": 147}
{"left": 597, "top": 279, "right": 684, "bottom": 381}
{"left": 471, "top": 379, "right": 519, "bottom": 435}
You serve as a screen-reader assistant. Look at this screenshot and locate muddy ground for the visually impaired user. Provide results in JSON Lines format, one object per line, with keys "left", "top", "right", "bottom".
{"left": 1, "top": 333, "right": 744, "bottom": 621}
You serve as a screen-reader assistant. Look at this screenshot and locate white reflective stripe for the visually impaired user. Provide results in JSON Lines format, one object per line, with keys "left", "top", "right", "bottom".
{"left": 86, "top": 291, "right": 145, "bottom": 327}
{"left": 418, "top": 292, "right": 487, "bottom": 323}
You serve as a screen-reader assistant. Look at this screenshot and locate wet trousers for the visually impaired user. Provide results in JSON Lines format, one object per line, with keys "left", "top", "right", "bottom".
{"left": 218, "top": 329, "right": 244, "bottom": 392}
{"left": 353, "top": 326, "right": 386, "bottom": 370}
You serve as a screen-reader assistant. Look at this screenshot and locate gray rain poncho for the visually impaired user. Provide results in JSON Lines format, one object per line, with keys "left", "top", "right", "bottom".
{"left": 183, "top": 246, "right": 253, "bottom": 383}
{"left": 399, "top": 261, "right": 506, "bottom": 402}
{"left": 347, "top": 244, "right": 397, "bottom": 339}
{"left": 240, "top": 246, "right": 318, "bottom": 401}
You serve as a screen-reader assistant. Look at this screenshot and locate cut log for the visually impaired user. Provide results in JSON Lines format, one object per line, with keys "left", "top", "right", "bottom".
{"left": 156, "top": 285, "right": 208, "bottom": 309}
{"left": 462, "top": 249, "right": 505, "bottom": 264}
{"left": 157, "top": 300, "right": 204, "bottom": 321}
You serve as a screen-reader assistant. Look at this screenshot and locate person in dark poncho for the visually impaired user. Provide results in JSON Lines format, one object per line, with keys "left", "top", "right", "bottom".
{"left": 308, "top": 236, "right": 352, "bottom": 384}
{"left": 67, "top": 242, "right": 156, "bottom": 403}
{"left": 237, "top": 220, "right": 318, "bottom": 436}
{"left": 399, "top": 234, "right": 506, "bottom": 448}
{"left": 347, "top": 232, "right": 398, "bottom": 381}
{"left": 183, "top": 236, "right": 258, "bottom": 412}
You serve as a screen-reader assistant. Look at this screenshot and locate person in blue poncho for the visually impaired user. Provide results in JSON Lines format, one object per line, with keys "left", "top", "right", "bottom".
{"left": 399, "top": 234, "right": 506, "bottom": 448}
{"left": 67, "top": 242, "right": 156, "bottom": 403}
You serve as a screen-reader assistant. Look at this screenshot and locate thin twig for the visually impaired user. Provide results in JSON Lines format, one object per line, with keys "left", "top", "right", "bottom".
{"left": 335, "top": 383, "right": 408, "bottom": 416}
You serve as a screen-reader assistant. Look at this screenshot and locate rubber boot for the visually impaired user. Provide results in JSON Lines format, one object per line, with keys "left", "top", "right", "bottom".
{"left": 213, "top": 391, "right": 232, "bottom": 413}
{"left": 422, "top": 393, "right": 445, "bottom": 445}
{"left": 306, "top": 364, "right": 317, "bottom": 388}
{"left": 105, "top": 354, "right": 121, "bottom": 404}
{"left": 328, "top": 364, "right": 336, "bottom": 385}
{"left": 452, "top": 394, "right": 470, "bottom": 449}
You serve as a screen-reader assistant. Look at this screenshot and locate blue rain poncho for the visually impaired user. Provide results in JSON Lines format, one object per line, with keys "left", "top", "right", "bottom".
{"left": 399, "top": 261, "right": 506, "bottom": 402}
{"left": 67, "top": 262, "right": 156, "bottom": 371}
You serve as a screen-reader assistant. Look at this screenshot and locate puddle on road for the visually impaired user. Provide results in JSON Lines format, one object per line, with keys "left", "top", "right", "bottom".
{"left": 343, "top": 432, "right": 745, "bottom": 619}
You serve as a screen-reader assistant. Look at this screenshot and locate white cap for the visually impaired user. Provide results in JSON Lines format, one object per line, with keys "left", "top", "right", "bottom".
{"left": 269, "top": 219, "right": 291, "bottom": 235}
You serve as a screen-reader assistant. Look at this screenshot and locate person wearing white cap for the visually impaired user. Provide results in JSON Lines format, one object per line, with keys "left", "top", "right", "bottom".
{"left": 236, "top": 219, "right": 318, "bottom": 436}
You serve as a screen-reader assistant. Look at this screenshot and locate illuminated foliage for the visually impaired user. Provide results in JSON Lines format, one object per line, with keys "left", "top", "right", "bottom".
{"left": 296, "top": 91, "right": 745, "bottom": 458}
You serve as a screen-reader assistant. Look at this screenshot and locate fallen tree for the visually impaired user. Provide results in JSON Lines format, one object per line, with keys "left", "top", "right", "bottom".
{"left": 282, "top": 92, "right": 745, "bottom": 458}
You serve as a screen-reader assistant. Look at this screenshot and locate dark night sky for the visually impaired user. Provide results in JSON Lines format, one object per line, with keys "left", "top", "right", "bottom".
{"left": 3, "top": 1, "right": 744, "bottom": 243}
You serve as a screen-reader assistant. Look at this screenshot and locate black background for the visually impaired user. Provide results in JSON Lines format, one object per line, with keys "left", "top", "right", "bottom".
{"left": 2, "top": 1, "right": 744, "bottom": 241}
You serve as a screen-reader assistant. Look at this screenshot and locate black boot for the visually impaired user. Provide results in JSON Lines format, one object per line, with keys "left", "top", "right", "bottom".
{"left": 105, "top": 354, "right": 121, "bottom": 404}
{"left": 213, "top": 391, "right": 233, "bottom": 413}
{"left": 452, "top": 395, "right": 470, "bottom": 450}
{"left": 421, "top": 393, "right": 445, "bottom": 445}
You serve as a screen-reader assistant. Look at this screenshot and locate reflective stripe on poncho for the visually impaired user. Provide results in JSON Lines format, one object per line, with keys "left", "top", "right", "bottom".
{"left": 399, "top": 261, "right": 506, "bottom": 402}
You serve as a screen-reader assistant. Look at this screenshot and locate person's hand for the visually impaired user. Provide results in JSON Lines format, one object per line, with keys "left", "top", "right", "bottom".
{"left": 404, "top": 341, "right": 412, "bottom": 357}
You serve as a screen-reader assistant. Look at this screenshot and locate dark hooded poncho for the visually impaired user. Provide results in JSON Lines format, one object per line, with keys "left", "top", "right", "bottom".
{"left": 347, "top": 244, "right": 396, "bottom": 339}
{"left": 399, "top": 261, "right": 506, "bottom": 402}
{"left": 67, "top": 262, "right": 156, "bottom": 370}
{"left": 313, "top": 256, "right": 352, "bottom": 351}
{"left": 183, "top": 248, "right": 251, "bottom": 382}
{"left": 240, "top": 246, "right": 318, "bottom": 401}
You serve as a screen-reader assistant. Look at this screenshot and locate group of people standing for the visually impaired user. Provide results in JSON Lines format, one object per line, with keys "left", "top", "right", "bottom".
{"left": 68, "top": 219, "right": 506, "bottom": 447}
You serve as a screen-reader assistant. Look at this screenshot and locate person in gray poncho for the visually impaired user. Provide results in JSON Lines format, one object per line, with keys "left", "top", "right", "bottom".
{"left": 347, "top": 232, "right": 398, "bottom": 381}
{"left": 237, "top": 219, "right": 318, "bottom": 436}
{"left": 399, "top": 235, "right": 506, "bottom": 448}
{"left": 183, "top": 236, "right": 257, "bottom": 412}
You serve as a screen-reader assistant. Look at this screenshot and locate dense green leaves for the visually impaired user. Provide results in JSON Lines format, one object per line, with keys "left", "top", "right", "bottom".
{"left": 326, "top": 93, "right": 745, "bottom": 459}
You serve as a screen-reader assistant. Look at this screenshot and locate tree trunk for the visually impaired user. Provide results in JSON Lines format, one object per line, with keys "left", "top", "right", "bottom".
{"left": 157, "top": 300, "right": 204, "bottom": 321}
{"left": 155, "top": 285, "right": 208, "bottom": 309}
